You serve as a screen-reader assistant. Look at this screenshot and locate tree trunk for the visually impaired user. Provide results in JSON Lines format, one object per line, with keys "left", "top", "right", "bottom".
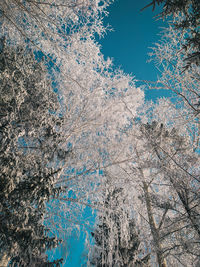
{"left": 142, "top": 180, "right": 167, "bottom": 267}
{"left": 135, "top": 147, "right": 168, "bottom": 267}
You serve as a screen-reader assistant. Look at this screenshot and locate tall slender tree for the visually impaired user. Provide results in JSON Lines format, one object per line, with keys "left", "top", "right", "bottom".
{"left": 111, "top": 119, "right": 200, "bottom": 266}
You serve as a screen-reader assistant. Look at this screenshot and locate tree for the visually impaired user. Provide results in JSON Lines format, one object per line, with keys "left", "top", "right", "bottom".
{"left": 138, "top": 16, "right": 200, "bottom": 264}
{"left": 90, "top": 182, "right": 150, "bottom": 267}
{"left": 147, "top": 23, "right": 200, "bottom": 151}
{"left": 0, "top": 0, "right": 111, "bottom": 71}
{"left": 0, "top": 0, "right": 144, "bottom": 171}
{"left": 0, "top": 41, "right": 68, "bottom": 266}
{"left": 0, "top": 5, "right": 145, "bottom": 263}
{"left": 0, "top": 1, "right": 110, "bottom": 45}
{"left": 138, "top": 121, "right": 200, "bottom": 266}
{"left": 102, "top": 110, "right": 200, "bottom": 266}
{"left": 0, "top": 1, "right": 146, "bottom": 264}
{"left": 142, "top": 0, "right": 200, "bottom": 68}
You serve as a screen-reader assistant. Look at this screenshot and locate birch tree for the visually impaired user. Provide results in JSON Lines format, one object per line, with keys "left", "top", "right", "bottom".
{"left": 103, "top": 113, "right": 199, "bottom": 266}
{"left": 138, "top": 121, "right": 200, "bottom": 266}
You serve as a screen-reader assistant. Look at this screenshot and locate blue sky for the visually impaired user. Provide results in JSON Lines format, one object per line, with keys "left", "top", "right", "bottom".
{"left": 100, "top": 0, "right": 166, "bottom": 81}
{"left": 54, "top": 1, "right": 169, "bottom": 266}
{"left": 99, "top": 0, "right": 171, "bottom": 101}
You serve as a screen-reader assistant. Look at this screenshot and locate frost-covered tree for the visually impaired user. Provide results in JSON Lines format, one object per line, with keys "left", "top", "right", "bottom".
{"left": 110, "top": 118, "right": 200, "bottom": 266}
{"left": 139, "top": 19, "right": 200, "bottom": 264}
{"left": 138, "top": 121, "right": 200, "bottom": 266}
{"left": 0, "top": 1, "right": 145, "bottom": 264}
{"left": 0, "top": 0, "right": 144, "bottom": 164}
{"left": 147, "top": 24, "right": 200, "bottom": 151}
{"left": 142, "top": 0, "right": 200, "bottom": 68}
{"left": 0, "top": 0, "right": 111, "bottom": 51}
{"left": 90, "top": 184, "right": 149, "bottom": 267}
{"left": 0, "top": 0, "right": 144, "bottom": 168}
{"left": 0, "top": 42, "right": 67, "bottom": 266}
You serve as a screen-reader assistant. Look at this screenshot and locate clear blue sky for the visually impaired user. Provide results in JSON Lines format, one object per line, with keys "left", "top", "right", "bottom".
{"left": 99, "top": 0, "right": 170, "bottom": 100}
{"left": 100, "top": 0, "right": 166, "bottom": 81}
{"left": 54, "top": 1, "right": 169, "bottom": 266}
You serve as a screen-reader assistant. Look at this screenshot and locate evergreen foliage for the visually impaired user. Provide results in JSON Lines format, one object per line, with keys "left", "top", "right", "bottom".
{"left": 142, "top": 0, "right": 200, "bottom": 68}
{"left": 0, "top": 41, "right": 66, "bottom": 266}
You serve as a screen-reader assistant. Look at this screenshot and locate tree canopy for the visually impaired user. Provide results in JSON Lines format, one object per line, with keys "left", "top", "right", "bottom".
{"left": 142, "top": 0, "right": 200, "bottom": 68}
{"left": 0, "top": 1, "right": 199, "bottom": 266}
